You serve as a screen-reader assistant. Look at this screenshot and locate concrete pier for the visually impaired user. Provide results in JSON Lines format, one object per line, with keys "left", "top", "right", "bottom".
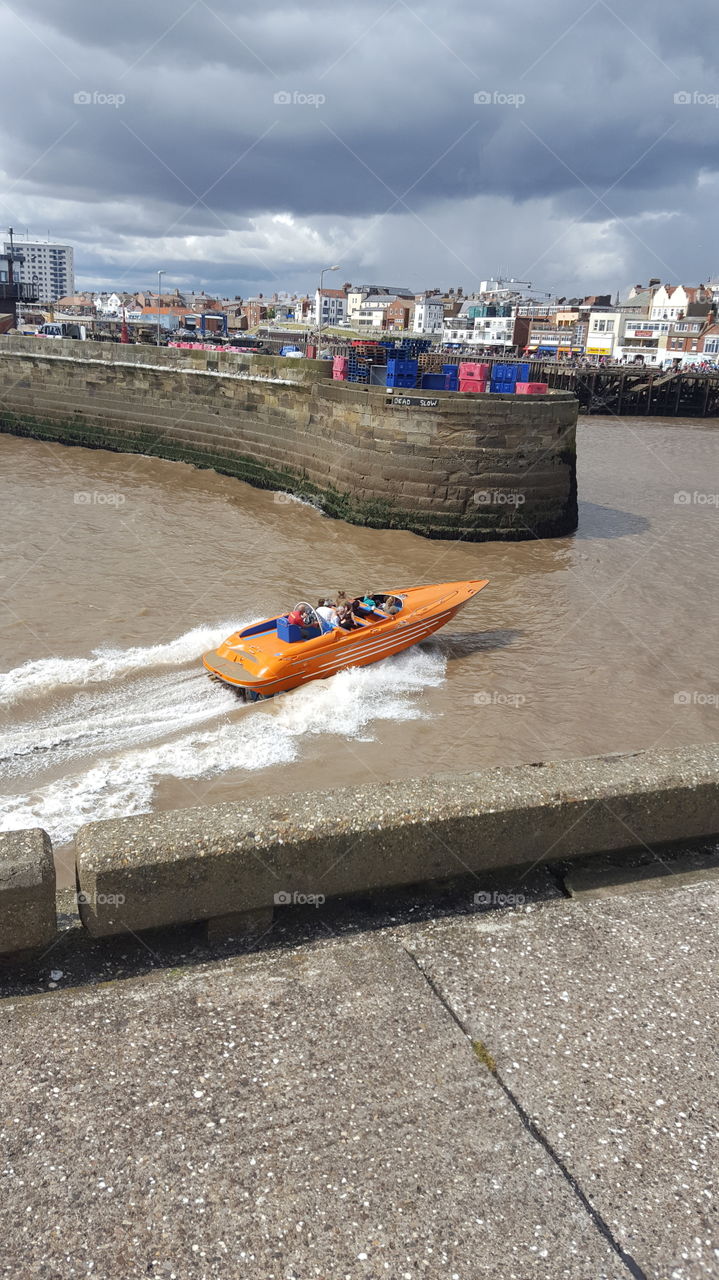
{"left": 1, "top": 865, "right": 716, "bottom": 1279}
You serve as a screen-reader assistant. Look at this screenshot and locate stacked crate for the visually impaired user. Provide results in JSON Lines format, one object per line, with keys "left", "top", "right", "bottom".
{"left": 332, "top": 355, "right": 348, "bottom": 381}
{"left": 346, "top": 352, "right": 370, "bottom": 383}
{"left": 420, "top": 372, "right": 448, "bottom": 390}
{"left": 442, "top": 363, "right": 459, "bottom": 391}
{"left": 515, "top": 382, "right": 549, "bottom": 394}
{"left": 459, "top": 361, "right": 489, "bottom": 393}
{"left": 418, "top": 351, "right": 445, "bottom": 374}
{"left": 386, "top": 357, "right": 418, "bottom": 388}
{"left": 490, "top": 362, "right": 518, "bottom": 394}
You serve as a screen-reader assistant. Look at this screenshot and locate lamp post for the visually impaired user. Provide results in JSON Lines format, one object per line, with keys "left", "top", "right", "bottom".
{"left": 156, "top": 269, "right": 164, "bottom": 345}
{"left": 317, "top": 264, "right": 339, "bottom": 353}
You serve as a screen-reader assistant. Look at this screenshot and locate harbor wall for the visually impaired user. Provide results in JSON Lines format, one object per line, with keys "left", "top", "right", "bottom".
{"left": 0, "top": 336, "right": 578, "bottom": 540}
{"left": 2, "top": 744, "right": 718, "bottom": 953}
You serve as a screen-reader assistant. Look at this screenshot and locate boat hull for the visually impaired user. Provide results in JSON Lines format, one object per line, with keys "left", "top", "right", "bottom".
{"left": 202, "top": 580, "right": 488, "bottom": 696}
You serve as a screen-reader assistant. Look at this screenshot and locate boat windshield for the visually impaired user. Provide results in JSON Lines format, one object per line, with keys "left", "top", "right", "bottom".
{"left": 294, "top": 601, "right": 319, "bottom": 626}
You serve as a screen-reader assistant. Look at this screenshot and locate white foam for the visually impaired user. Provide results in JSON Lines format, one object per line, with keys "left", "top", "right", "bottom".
{"left": 0, "top": 644, "right": 446, "bottom": 846}
{"left": 0, "top": 620, "right": 245, "bottom": 709}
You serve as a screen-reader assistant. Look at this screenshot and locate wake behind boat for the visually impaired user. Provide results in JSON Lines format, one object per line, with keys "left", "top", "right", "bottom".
{"left": 202, "top": 580, "right": 489, "bottom": 698}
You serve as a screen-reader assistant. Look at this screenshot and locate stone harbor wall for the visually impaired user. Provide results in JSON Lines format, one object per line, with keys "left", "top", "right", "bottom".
{"left": 0, "top": 336, "right": 578, "bottom": 540}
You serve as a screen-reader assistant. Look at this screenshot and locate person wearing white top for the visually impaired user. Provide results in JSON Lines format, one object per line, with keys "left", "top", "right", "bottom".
{"left": 316, "top": 600, "right": 339, "bottom": 627}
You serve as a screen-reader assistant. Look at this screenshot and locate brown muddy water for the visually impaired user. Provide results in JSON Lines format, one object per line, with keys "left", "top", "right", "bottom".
{"left": 1, "top": 419, "right": 718, "bottom": 885}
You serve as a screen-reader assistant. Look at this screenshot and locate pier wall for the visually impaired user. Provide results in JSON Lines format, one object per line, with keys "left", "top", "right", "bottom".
{"left": 2, "top": 744, "right": 719, "bottom": 954}
{"left": 0, "top": 336, "right": 578, "bottom": 540}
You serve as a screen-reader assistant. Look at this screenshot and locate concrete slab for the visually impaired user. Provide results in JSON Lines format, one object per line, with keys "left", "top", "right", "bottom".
{"left": 0, "top": 827, "right": 56, "bottom": 955}
{"left": 563, "top": 846, "right": 719, "bottom": 900}
{"left": 403, "top": 880, "right": 719, "bottom": 1279}
{"left": 74, "top": 743, "right": 719, "bottom": 938}
{"left": 0, "top": 940, "right": 625, "bottom": 1280}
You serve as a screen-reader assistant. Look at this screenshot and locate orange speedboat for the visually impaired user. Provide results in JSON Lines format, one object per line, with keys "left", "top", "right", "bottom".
{"left": 202, "top": 580, "right": 489, "bottom": 698}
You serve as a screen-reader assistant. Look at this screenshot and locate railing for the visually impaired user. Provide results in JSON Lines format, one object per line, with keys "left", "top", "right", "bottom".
{"left": 0, "top": 281, "right": 39, "bottom": 302}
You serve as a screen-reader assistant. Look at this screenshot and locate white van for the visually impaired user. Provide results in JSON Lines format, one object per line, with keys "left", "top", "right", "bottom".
{"left": 37, "top": 321, "right": 87, "bottom": 340}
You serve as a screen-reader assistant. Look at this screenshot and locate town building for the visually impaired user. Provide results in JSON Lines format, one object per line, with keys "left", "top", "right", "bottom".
{"left": 650, "top": 284, "right": 709, "bottom": 322}
{"left": 314, "top": 286, "right": 347, "bottom": 326}
{"left": 4, "top": 238, "right": 74, "bottom": 303}
{"left": 385, "top": 298, "right": 413, "bottom": 330}
{"left": 412, "top": 294, "right": 444, "bottom": 334}
{"left": 243, "top": 299, "right": 268, "bottom": 327}
{"left": 442, "top": 310, "right": 514, "bottom": 349}
{"left": 56, "top": 293, "right": 96, "bottom": 315}
{"left": 346, "top": 285, "right": 413, "bottom": 323}
{"left": 585, "top": 309, "right": 621, "bottom": 359}
{"left": 699, "top": 323, "right": 719, "bottom": 360}
{"left": 356, "top": 295, "right": 402, "bottom": 329}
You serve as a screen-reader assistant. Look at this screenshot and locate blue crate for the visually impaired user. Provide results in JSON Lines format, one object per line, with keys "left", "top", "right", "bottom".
{"left": 490, "top": 381, "right": 515, "bottom": 394}
{"left": 442, "top": 363, "right": 459, "bottom": 375}
{"left": 516, "top": 362, "right": 531, "bottom": 381}
{"left": 421, "top": 373, "right": 446, "bottom": 390}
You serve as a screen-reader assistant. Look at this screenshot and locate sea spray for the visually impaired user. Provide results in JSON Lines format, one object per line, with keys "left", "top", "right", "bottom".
{"left": 0, "top": 630, "right": 446, "bottom": 846}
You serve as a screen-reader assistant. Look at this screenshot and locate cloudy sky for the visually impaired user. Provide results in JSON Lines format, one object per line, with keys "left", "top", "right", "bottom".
{"left": 2, "top": 0, "right": 718, "bottom": 299}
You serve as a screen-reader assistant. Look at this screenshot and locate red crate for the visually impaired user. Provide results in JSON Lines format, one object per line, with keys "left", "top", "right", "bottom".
{"left": 459, "top": 378, "right": 487, "bottom": 393}
{"left": 515, "top": 382, "right": 549, "bottom": 394}
{"left": 459, "top": 361, "right": 490, "bottom": 379}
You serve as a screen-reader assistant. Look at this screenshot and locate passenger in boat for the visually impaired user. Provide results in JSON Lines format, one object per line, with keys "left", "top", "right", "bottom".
{"left": 361, "top": 593, "right": 377, "bottom": 610}
{"left": 336, "top": 602, "right": 358, "bottom": 631}
{"left": 381, "top": 596, "right": 401, "bottom": 616}
{"left": 316, "top": 599, "right": 340, "bottom": 628}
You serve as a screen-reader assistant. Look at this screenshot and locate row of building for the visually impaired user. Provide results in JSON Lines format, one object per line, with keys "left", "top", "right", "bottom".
{"left": 442, "top": 282, "right": 719, "bottom": 366}
{"left": 4, "top": 238, "right": 719, "bottom": 366}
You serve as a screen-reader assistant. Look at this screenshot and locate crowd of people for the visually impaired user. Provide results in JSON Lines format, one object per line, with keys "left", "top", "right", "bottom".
{"left": 286, "top": 591, "right": 401, "bottom": 635}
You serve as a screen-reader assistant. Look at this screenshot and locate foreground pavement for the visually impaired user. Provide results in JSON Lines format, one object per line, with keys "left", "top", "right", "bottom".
{"left": 1, "top": 862, "right": 717, "bottom": 1279}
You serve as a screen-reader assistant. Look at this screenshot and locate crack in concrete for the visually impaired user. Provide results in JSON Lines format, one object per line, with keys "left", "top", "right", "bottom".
{"left": 403, "top": 945, "right": 649, "bottom": 1280}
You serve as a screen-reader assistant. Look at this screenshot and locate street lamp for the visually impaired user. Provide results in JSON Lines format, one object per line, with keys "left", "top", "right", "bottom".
{"left": 156, "top": 269, "right": 164, "bottom": 345}
{"left": 317, "top": 264, "right": 339, "bottom": 353}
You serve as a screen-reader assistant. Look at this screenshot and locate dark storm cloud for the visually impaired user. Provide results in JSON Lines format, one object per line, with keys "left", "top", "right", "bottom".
{"left": 2, "top": 0, "right": 719, "bottom": 293}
